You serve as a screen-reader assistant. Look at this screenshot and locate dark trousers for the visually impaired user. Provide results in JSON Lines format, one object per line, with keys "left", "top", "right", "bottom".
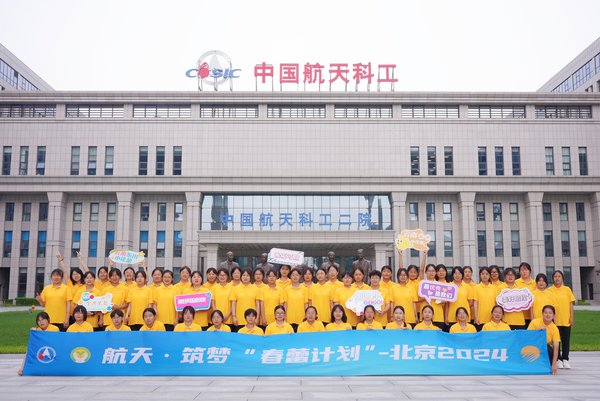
{"left": 558, "top": 326, "right": 571, "bottom": 361}
{"left": 547, "top": 345, "right": 554, "bottom": 367}
{"left": 474, "top": 323, "right": 484, "bottom": 332}
{"left": 129, "top": 324, "right": 143, "bottom": 331}
{"left": 509, "top": 325, "right": 527, "bottom": 330}
{"left": 164, "top": 324, "right": 174, "bottom": 332}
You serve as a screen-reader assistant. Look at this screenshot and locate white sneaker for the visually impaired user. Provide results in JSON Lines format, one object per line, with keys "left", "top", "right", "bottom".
{"left": 556, "top": 360, "right": 564, "bottom": 369}
{"left": 563, "top": 360, "right": 571, "bottom": 369}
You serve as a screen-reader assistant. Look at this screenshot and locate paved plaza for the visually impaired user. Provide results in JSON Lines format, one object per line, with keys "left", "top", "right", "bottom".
{"left": 0, "top": 352, "right": 598, "bottom": 401}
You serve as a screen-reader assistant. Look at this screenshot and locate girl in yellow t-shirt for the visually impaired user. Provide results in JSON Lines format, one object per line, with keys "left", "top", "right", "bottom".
{"left": 36, "top": 268, "right": 71, "bottom": 331}
{"left": 204, "top": 267, "right": 218, "bottom": 290}
{"left": 489, "top": 265, "right": 505, "bottom": 289}
{"left": 72, "top": 271, "right": 104, "bottom": 329}
{"left": 419, "top": 264, "right": 446, "bottom": 330}
{"left": 283, "top": 268, "right": 309, "bottom": 330}
{"left": 265, "top": 305, "right": 294, "bottom": 335}
{"left": 155, "top": 270, "right": 179, "bottom": 331}
{"left": 528, "top": 305, "right": 561, "bottom": 375}
{"left": 230, "top": 267, "right": 242, "bottom": 288}
{"left": 105, "top": 309, "right": 131, "bottom": 331}
{"left": 333, "top": 272, "right": 359, "bottom": 327}
{"left": 501, "top": 268, "right": 526, "bottom": 329}
{"left": 449, "top": 307, "right": 477, "bottom": 333}
{"left": 326, "top": 265, "right": 343, "bottom": 289}
{"left": 309, "top": 267, "right": 333, "bottom": 323}
{"left": 326, "top": 304, "right": 352, "bottom": 331}
{"left": 213, "top": 268, "right": 234, "bottom": 326}
{"left": 297, "top": 306, "right": 325, "bottom": 333}
{"left": 516, "top": 262, "right": 536, "bottom": 324}
{"left": 253, "top": 268, "right": 266, "bottom": 290}
{"left": 207, "top": 310, "right": 232, "bottom": 332}
{"left": 303, "top": 267, "right": 314, "bottom": 289}
{"left": 140, "top": 307, "right": 166, "bottom": 331}
{"left": 352, "top": 267, "right": 371, "bottom": 291}
{"left": 261, "top": 270, "right": 284, "bottom": 326}
{"left": 67, "top": 305, "right": 94, "bottom": 332}
{"left": 125, "top": 270, "right": 154, "bottom": 330}
{"left": 174, "top": 266, "right": 192, "bottom": 293}
{"left": 149, "top": 268, "right": 163, "bottom": 292}
{"left": 368, "top": 271, "right": 391, "bottom": 326}
{"left": 356, "top": 305, "right": 384, "bottom": 330}
{"left": 102, "top": 268, "right": 129, "bottom": 328}
{"left": 180, "top": 271, "right": 212, "bottom": 329}
{"left": 238, "top": 308, "right": 264, "bottom": 335}
{"left": 380, "top": 265, "right": 397, "bottom": 291}
{"left": 174, "top": 306, "right": 202, "bottom": 332}
{"left": 550, "top": 270, "right": 576, "bottom": 369}
{"left": 473, "top": 267, "right": 500, "bottom": 330}
{"left": 96, "top": 265, "right": 111, "bottom": 291}
{"left": 462, "top": 266, "right": 476, "bottom": 287}
{"left": 17, "top": 312, "right": 60, "bottom": 376}
{"left": 276, "top": 264, "right": 291, "bottom": 290}
{"left": 414, "top": 305, "right": 441, "bottom": 331}
{"left": 391, "top": 268, "right": 419, "bottom": 326}
{"left": 230, "top": 269, "right": 261, "bottom": 329}
{"left": 447, "top": 266, "right": 474, "bottom": 327}
{"left": 435, "top": 264, "right": 449, "bottom": 284}
{"left": 532, "top": 274, "right": 557, "bottom": 320}
{"left": 123, "top": 267, "right": 136, "bottom": 289}
{"left": 386, "top": 306, "right": 412, "bottom": 330}
{"left": 482, "top": 305, "right": 511, "bottom": 331}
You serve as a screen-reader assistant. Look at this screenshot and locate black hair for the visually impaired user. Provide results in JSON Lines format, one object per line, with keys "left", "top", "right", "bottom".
{"left": 363, "top": 304, "right": 376, "bottom": 315}
{"left": 151, "top": 268, "right": 163, "bottom": 277}
{"left": 326, "top": 265, "right": 339, "bottom": 273}
{"left": 341, "top": 271, "right": 353, "bottom": 280}
{"left": 143, "top": 307, "right": 157, "bottom": 317}
{"left": 51, "top": 268, "right": 63, "bottom": 278}
{"left": 479, "top": 266, "right": 491, "bottom": 277}
{"left": 451, "top": 266, "right": 464, "bottom": 279}
{"left": 421, "top": 305, "right": 434, "bottom": 316}
{"left": 180, "top": 266, "right": 192, "bottom": 276}
{"left": 210, "top": 309, "right": 225, "bottom": 321}
{"left": 425, "top": 263, "right": 437, "bottom": 274}
{"left": 191, "top": 270, "right": 203, "bottom": 280}
{"left": 82, "top": 271, "right": 96, "bottom": 282}
{"left": 455, "top": 306, "right": 469, "bottom": 319}
{"left": 393, "top": 305, "right": 405, "bottom": 314}
{"left": 109, "top": 268, "right": 122, "bottom": 279}
{"left": 542, "top": 304, "right": 556, "bottom": 315}
{"left": 123, "top": 266, "right": 135, "bottom": 276}
{"left": 244, "top": 308, "right": 257, "bottom": 319}
{"left": 69, "top": 267, "right": 84, "bottom": 286}
{"left": 519, "top": 262, "right": 532, "bottom": 272}
{"left": 73, "top": 305, "right": 88, "bottom": 321}
{"left": 491, "top": 305, "right": 504, "bottom": 316}
{"left": 463, "top": 265, "right": 473, "bottom": 274}
{"left": 206, "top": 267, "right": 218, "bottom": 275}
{"left": 135, "top": 270, "right": 147, "bottom": 281}
{"left": 396, "top": 268, "right": 408, "bottom": 280}
{"left": 290, "top": 267, "right": 303, "bottom": 277}
{"left": 504, "top": 267, "right": 517, "bottom": 278}
{"left": 266, "top": 269, "right": 277, "bottom": 277}
{"left": 552, "top": 270, "right": 565, "bottom": 281}
{"left": 230, "top": 266, "right": 242, "bottom": 277}
{"left": 110, "top": 308, "right": 124, "bottom": 318}
{"left": 274, "top": 305, "right": 286, "bottom": 315}
{"left": 330, "top": 304, "right": 347, "bottom": 323}
{"left": 407, "top": 265, "right": 419, "bottom": 275}
{"left": 98, "top": 265, "right": 109, "bottom": 276}
{"left": 489, "top": 265, "right": 503, "bottom": 281}
{"left": 353, "top": 267, "right": 365, "bottom": 277}
{"left": 381, "top": 265, "right": 393, "bottom": 273}
{"left": 369, "top": 270, "right": 382, "bottom": 278}
{"left": 535, "top": 273, "right": 548, "bottom": 285}
{"left": 305, "top": 305, "right": 318, "bottom": 319}
{"left": 162, "top": 269, "right": 174, "bottom": 278}
{"left": 182, "top": 305, "right": 196, "bottom": 317}
{"left": 217, "top": 268, "right": 230, "bottom": 278}
{"left": 36, "top": 311, "right": 51, "bottom": 325}
{"left": 254, "top": 267, "right": 265, "bottom": 277}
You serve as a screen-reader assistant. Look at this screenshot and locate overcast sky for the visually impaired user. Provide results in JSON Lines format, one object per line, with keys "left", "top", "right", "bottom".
{"left": 1, "top": 0, "right": 599, "bottom": 92}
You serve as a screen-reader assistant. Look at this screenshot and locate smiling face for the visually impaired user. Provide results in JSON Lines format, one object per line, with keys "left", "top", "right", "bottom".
{"left": 393, "top": 308, "right": 405, "bottom": 323}
{"left": 143, "top": 311, "right": 155, "bottom": 327}
{"left": 274, "top": 308, "right": 286, "bottom": 323}
{"left": 152, "top": 270, "right": 162, "bottom": 284}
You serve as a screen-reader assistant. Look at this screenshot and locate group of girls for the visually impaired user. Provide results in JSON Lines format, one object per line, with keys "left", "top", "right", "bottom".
{"left": 34, "top": 251, "right": 574, "bottom": 375}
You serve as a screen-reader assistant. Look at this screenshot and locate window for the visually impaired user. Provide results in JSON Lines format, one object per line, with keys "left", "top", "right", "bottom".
{"left": 0, "top": 104, "right": 55, "bottom": 118}
{"left": 444, "top": 230, "right": 452, "bottom": 257}
{"left": 476, "top": 203, "right": 485, "bottom": 221}
{"left": 36, "top": 146, "right": 45, "bottom": 175}
{"left": 503, "top": 204, "right": 517, "bottom": 223}
{"left": 543, "top": 203, "right": 552, "bottom": 221}
{"left": 35, "top": 267, "right": 44, "bottom": 295}
{"left": 410, "top": 146, "right": 419, "bottom": 176}
{"left": 492, "top": 203, "right": 502, "bottom": 221}
{"left": 511, "top": 147, "right": 521, "bottom": 176}
{"left": 334, "top": 105, "right": 392, "bottom": 118}
{"left": 133, "top": 104, "right": 191, "bottom": 118}
{"left": 477, "top": 231, "right": 486, "bottom": 257}
{"left": 86, "top": 146, "right": 97, "bottom": 175}
{"left": 3, "top": 231, "right": 12, "bottom": 257}
{"left": 426, "top": 203, "right": 435, "bottom": 221}
{"left": 70, "top": 146, "right": 80, "bottom": 175}
{"left": 478, "top": 147, "right": 487, "bottom": 176}
{"left": 544, "top": 231, "right": 553, "bottom": 257}
{"left": 401, "top": 105, "right": 459, "bottom": 118}
{"left": 578, "top": 231, "right": 587, "bottom": 257}
{"left": 5, "top": 203, "right": 14, "bottom": 221}
{"left": 156, "top": 146, "right": 165, "bottom": 175}
{"left": 157, "top": 203, "right": 167, "bottom": 221}
{"left": 268, "top": 105, "right": 325, "bottom": 118}
{"left": 200, "top": 105, "right": 258, "bottom": 118}
{"left": 408, "top": 203, "right": 418, "bottom": 221}
{"left": 89, "top": 231, "right": 98, "bottom": 257}
{"left": 427, "top": 146, "right": 436, "bottom": 175}
{"left": 467, "top": 105, "right": 525, "bottom": 119}
{"left": 139, "top": 231, "right": 149, "bottom": 256}
{"left": 174, "top": 231, "right": 183, "bottom": 257}
{"left": 71, "top": 231, "right": 81, "bottom": 257}
{"left": 65, "top": 104, "right": 124, "bottom": 118}
{"left": 173, "top": 146, "right": 182, "bottom": 176}
{"left": 2, "top": 146, "right": 11, "bottom": 175}
{"left": 561, "top": 231, "right": 570, "bottom": 257}
{"left": 579, "top": 147, "right": 588, "bottom": 176}
{"left": 19, "top": 146, "right": 28, "bottom": 175}
{"left": 17, "top": 268, "right": 27, "bottom": 298}
{"left": 545, "top": 147, "right": 554, "bottom": 176}
{"left": 138, "top": 146, "right": 148, "bottom": 175}
{"left": 156, "top": 231, "right": 166, "bottom": 257}
{"left": 140, "top": 203, "right": 150, "bottom": 222}
{"left": 563, "top": 266, "right": 573, "bottom": 287}
{"left": 20, "top": 231, "right": 29, "bottom": 257}
{"left": 175, "top": 202, "right": 184, "bottom": 221}
{"left": 104, "top": 146, "right": 114, "bottom": 175}
{"left": 0, "top": 59, "right": 18, "bottom": 88}
{"left": 495, "top": 147, "right": 504, "bottom": 176}
{"left": 22, "top": 203, "right": 31, "bottom": 222}
{"left": 39, "top": 202, "right": 48, "bottom": 222}
{"left": 107, "top": 202, "right": 116, "bottom": 221}
{"left": 562, "top": 147, "right": 571, "bottom": 176}
{"left": 442, "top": 203, "right": 452, "bottom": 221}
{"left": 559, "top": 203, "right": 568, "bottom": 221}
{"left": 90, "top": 203, "right": 99, "bottom": 221}
{"left": 511, "top": 231, "right": 520, "bottom": 257}
{"left": 105, "top": 231, "right": 115, "bottom": 257}
{"left": 494, "top": 231, "right": 503, "bottom": 257}
{"left": 427, "top": 231, "right": 436, "bottom": 257}
{"left": 444, "top": 146, "right": 453, "bottom": 176}
{"left": 576, "top": 203, "right": 585, "bottom": 221}
{"left": 73, "top": 202, "right": 83, "bottom": 222}
{"left": 535, "top": 105, "right": 592, "bottom": 119}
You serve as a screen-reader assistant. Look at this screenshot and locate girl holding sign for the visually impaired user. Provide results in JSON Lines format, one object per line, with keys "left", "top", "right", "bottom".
{"left": 125, "top": 271, "right": 154, "bottom": 330}
{"left": 391, "top": 269, "right": 419, "bottom": 327}
{"left": 71, "top": 271, "right": 103, "bottom": 330}
{"left": 102, "top": 268, "right": 129, "bottom": 328}
{"left": 420, "top": 264, "right": 446, "bottom": 331}
{"left": 154, "top": 270, "right": 179, "bottom": 331}
{"left": 501, "top": 268, "right": 526, "bottom": 330}
{"left": 333, "top": 272, "right": 359, "bottom": 327}
{"left": 528, "top": 305, "right": 560, "bottom": 375}
{"left": 326, "top": 304, "right": 352, "bottom": 331}
{"left": 368, "top": 271, "right": 392, "bottom": 327}
{"left": 181, "top": 271, "right": 213, "bottom": 329}
{"left": 230, "top": 268, "right": 261, "bottom": 330}
{"left": 473, "top": 267, "right": 500, "bottom": 331}
{"left": 414, "top": 305, "right": 441, "bottom": 331}
{"left": 446, "top": 266, "right": 474, "bottom": 329}
{"left": 260, "top": 270, "right": 284, "bottom": 326}
{"left": 283, "top": 268, "right": 309, "bottom": 331}
{"left": 550, "top": 270, "right": 576, "bottom": 369}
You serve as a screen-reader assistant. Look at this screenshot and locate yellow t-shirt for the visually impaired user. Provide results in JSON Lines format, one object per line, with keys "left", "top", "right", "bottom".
{"left": 414, "top": 322, "right": 441, "bottom": 331}
{"left": 500, "top": 284, "right": 526, "bottom": 326}
{"left": 126, "top": 286, "right": 154, "bottom": 326}
{"left": 66, "top": 321, "right": 94, "bottom": 333}
{"left": 380, "top": 280, "right": 398, "bottom": 291}
{"left": 473, "top": 283, "right": 500, "bottom": 323}
{"left": 325, "top": 321, "right": 352, "bottom": 331}
{"left": 174, "top": 281, "right": 192, "bottom": 293}
{"left": 206, "top": 324, "right": 232, "bottom": 332}
{"left": 140, "top": 320, "right": 166, "bottom": 331}
{"left": 276, "top": 278, "right": 291, "bottom": 290}
{"left": 203, "top": 281, "right": 217, "bottom": 291}
{"left": 174, "top": 322, "right": 202, "bottom": 332}
{"left": 370, "top": 287, "right": 391, "bottom": 327}
{"left": 447, "top": 282, "right": 474, "bottom": 323}
{"left": 449, "top": 322, "right": 477, "bottom": 333}
{"left": 96, "top": 280, "right": 111, "bottom": 291}
{"left": 385, "top": 321, "right": 412, "bottom": 330}
{"left": 229, "top": 283, "right": 260, "bottom": 324}
{"left": 482, "top": 320, "right": 511, "bottom": 331}
{"left": 260, "top": 285, "right": 284, "bottom": 324}
{"left": 41, "top": 283, "right": 72, "bottom": 324}
{"left": 352, "top": 283, "right": 371, "bottom": 290}
{"left": 528, "top": 318, "right": 561, "bottom": 345}
{"left": 72, "top": 285, "right": 103, "bottom": 328}
{"left": 265, "top": 322, "right": 294, "bottom": 335}
{"left": 283, "top": 285, "right": 309, "bottom": 325}
{"left": 391, "top": 284, "right": 419, "bottom": 324}
{"left": 333, "top": 286, "right": 359, "bottom": 326}
{"left": 212, "top": 284, "right": 234, "bottom": 324}
{"left": 356, "top": 321, "right": 384, "bottom": 330}
{"left": 326, "top": 280, "right": 344, "bottom": 289}
{"left": 309, "top": 283, "right": 333, "bottom": 323}
{"left": 549, "top": 285, "right": 576, "bottom": 327}
{"left": 516, "top": 278, "right": 537, "bottom": 319}
{"left": 103, "top": 283, "right": 129, "bottom": 324}
{"left": 297, "top": 320, "right": 325, "bottom": 333}
{"left": 154, "top": 284, "right": 179, "bottom": 326}
{"left": 66, "top": 281, "right": 84, "bottom": 295}
{"left": 36, "top": 324, "right": 60, "bottom": 332}
{"left": 105, "top": 324, "right": 131, "bottom": 331}
{"left": 238, "top": 325, "right": 264, "bottom": 335}
{"left": 181, "top": 286, "right": 212, "bottom": 327}
{"left": 531, "top": 289, "right": 558, "bottom": 320}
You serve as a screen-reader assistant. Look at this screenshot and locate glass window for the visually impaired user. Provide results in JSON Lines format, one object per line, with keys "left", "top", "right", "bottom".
{"left": 427, "top": 146, "right": 436, "bottom": 175}
{"left": 492, "top": 203, "right": 502, "bottom": 221}
{"left": 544, "top": 231, "right": 553, "bottom": 257}
{"left": 140, "top": 203, "right": 150, "bottom": 222}
{"left": 156, "top": 146, "right": 165, "bottom": 176}
{"left": 444, "top": 230, "right": 452, "bottom": 257}
{"left": 20, "top": 231, "right": 30, "bottom": 257}
{"left": 22, "top": 203, "right": 31, "bottom": 222}
{"left": 410, "top": 146, "right": 419, "bottom": 176}
{"left": 139, "top": 146, "right": 148, "bottom": 175}
{"left": 545, "top": 147, "right": 554, "bottom": 176}
{"left": 65, "top": 104, "right": 124, "bottom": 118}
{"left": 5, "top": 202, "right": 14, "bottom": 221}
{"left": 19, "top": 146, "right": 29, "bottom": 175}
{"left": 562, "top": 147, "right": 571, "bottom": 176}
{"left": 578, "top": 230, "right": 587, "bottom": 257}
{"left": 427, "top": 231, "right": 436, "bottom": 257}
{"left": 89, "top": 231, "right": 98, "bottom": 257}
{"left": 2, "top": 146, "right": 11, "bottom": 175}
{"left": 73, "top": 203, "right": 82, "bottom": 221}
{"left": 3, "top": 231, "right": 12, "bottom": 257}
{"left": 157, "top": 203, "right": 167, "bottom": 221}
{"left": 579, "top": 147, "right": 588, "bottom": 176}
{"left": 71, "top": 231, "right": 81, "bottom": 257}
{"left": 576, "top": 203, "right": 585, "bottom": 221}
{"left": 495, "top": 147, "right": 504, "bottom": 176}
{"left": 334, "top": 105, "right": 392, "bottom": 118}
{"left": 39, "top": 202, "right": 48, "bottom": 222}
{"left": 107, "top": 202, "right": 116, "bottom": 221}
{"left": 543, "top": 203, "right": 552, "bottom": 221}
{"left": 173, "top": 146, "right": 182, "bottom": 176}
{"left": 87, "top": 146, "right": 97, "bottom": 175}
{"left": 105, "top": 146, "right": 114, "bottom": 175}
{"left": 156, "top": 231, "right": 166, "bottom": 257}
{"left": 175, "top": 202, "right": 184, "bottom": 221}
{"left": 408, "top": 203, "right": 418, "bottom": 221}
{"left": 511, "top": 230, "right": 520, "bottom": 257}
{"left": 476, "top": 203, "right": 485, "bottom": 221}
{"left": 17, "top": 268, "right": 27, "bottom": 298}
{"left": 477, "top": 231, "right": 486, "bottom": 257}
{"left": 509, "top": 203, "right": 518, "bottom": 221}
{"left": 426, "top": 203, "right": 435, "bottom": 221}
{"left": 90, "top": 203, "right": 99, "bottom": 221}
{"left": 200, "top": 105, "right": 258, "bottom": 118}
{"left": 267, "top": 105, "right": 325, "bottom": 118}
{"left": 494, "top": 230, "right": 503, "bottom": 257}
{"left": 35, "top": 267, "right": 44, "bottom": 295}
{"left": 561, "top": 231, "right": 570, "bottom": 257}
{"left": 559, "top": 203, "right": 568, "bottom": 221}
{"left": 478, "top": 147, "right": 487, "bottom": 176}
{"left": 511, "top": 147, "right": 521, "bottom": 176}
{"left": 70, "top": 146, "right": 80, "bottom": 176}
{"left": 134, "top": 104, "right": 192, "bottom": 118}
{"left": 442, "top": 203, "right": 452, "bottom": 221}
{"left": 105, "top": 231, "right": 115, "bottom": 257}
{"left": 444, "top": 146, "right": 453, "bottom": 176}
{"left": 36, "top": 146, "right": 46, "bottom": 175}
{"left": 563, "top": 266, "right": 572, "bottom": 287}
{"left": 173, "top": 231, "right": 183, "bottom": 257}
{"left": 139, "top": 231, "right": 149, "bottom": 256}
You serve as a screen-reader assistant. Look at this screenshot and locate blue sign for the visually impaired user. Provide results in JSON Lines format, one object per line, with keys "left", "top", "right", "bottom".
{"left": 23, "top": 330, "right": 550, "bottom": 376}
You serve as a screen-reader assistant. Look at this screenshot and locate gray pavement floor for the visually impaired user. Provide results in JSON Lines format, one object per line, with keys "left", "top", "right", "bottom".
{"left": 0, "top": 352, "right": 599, "bottom": 401}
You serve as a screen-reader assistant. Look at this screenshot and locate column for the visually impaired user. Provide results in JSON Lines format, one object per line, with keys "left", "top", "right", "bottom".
{"left": 116, "top": 192, "right": 134, "bottom": 250}
{"left": 525, "top": 192, "right": 545, "bottom": 275}
{"left": 458, "top": 192, "right": 477, "bottom": 267}
{"left": 205, "top": 244, "right": 219, "bottom": 272}
{"left": 391, "top": 191, "right": 407, "bottom": 268}
{"left": 185, "top": 192, "right": 201, "bottom": 269}
{"left": 590, "top": 192, "right": 600, "bottom": 300}
{"left": 45, "top": 192, "right": 67, "bottom": 284}
{"left": 374, "top": 243, "right": 388, "bottom": 271}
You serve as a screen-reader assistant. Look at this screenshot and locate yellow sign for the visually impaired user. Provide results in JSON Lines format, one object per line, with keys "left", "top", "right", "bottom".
{"left": 396, "top": 229, "right": 432, "bottom": 252}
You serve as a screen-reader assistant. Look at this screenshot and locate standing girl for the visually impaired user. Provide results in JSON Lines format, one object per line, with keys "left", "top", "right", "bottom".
{"left": 125, "top": 271, "right": 154, "bottom": 330}
{"left": 283, "top": 268, "right": 309, "bottom": 331}
{"left": 550, "top": 270, "right": 576, "bottom": 369}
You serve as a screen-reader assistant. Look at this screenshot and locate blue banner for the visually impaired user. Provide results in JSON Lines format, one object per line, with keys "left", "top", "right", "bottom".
{"left": 23, "top": 330, "right": 550, "bottom": 376}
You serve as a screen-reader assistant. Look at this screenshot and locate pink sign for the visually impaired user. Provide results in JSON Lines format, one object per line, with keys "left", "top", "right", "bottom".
{"left": 174, "top": 293, "right": 212, "bottom": 311}
{"left": 496, "top": 288, "right": 534, "bottom": 312}
{"left": 418, "top": 280, "right": 458, "bottom": 304}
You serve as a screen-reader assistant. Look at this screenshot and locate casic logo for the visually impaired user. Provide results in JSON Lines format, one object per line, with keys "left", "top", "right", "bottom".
{"left": 185, "top": 50, "right": 241, "bottom": 87}
{"left": 36, "top": 346, "right": 56, "bottom": 364}
{"left": 70, "top": 347, "right": 91, "bottom": 364}
{"left": 520, "top": 345, "right": 541, "bottom": 362}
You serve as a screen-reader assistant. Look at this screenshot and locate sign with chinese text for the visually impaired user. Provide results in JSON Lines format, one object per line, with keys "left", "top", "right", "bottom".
{"left": 496, "top": 288, "right": 534, "bottom": 312}
{"left": 396, "top": 229, "right": 432, "bottom": 252}
{"left": 109, "top": 250, "right": 145, "bottom": 265}
{"left": 77, "top": 292, "right": 113, "bottom": 314}
{"left": 23, "top": 330, "right": 550, "bottom": 376}
{"left": 267, "top": 248, "right": 305, "bottom": 266}
{"left": 418, "top": 281, "right": 458, "bottom": 304}
{"left": 345, "top": 290, "right": 384, "bottom": 315}
{"left": 174, "top": 293, "right": 212, "bottom": 312}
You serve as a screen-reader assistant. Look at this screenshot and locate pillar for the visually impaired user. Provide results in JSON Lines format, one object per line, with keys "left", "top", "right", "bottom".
{"left": 458, "top": 192, "right": 477, "bottom": 267}
{"left": 185, "top": 192, "right": 201, "bottom": 269}
{"left": 525, "top": 192, "right": 545, "bottom": 275}
{"left": 116, "top": 192, "right": 134, "bottom": 250}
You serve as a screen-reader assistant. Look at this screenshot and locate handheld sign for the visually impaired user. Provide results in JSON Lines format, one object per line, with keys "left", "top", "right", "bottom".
{"left": 109, "top": 249, "right": 145, "bottom": 265}
{"left": 418, "top": 280, "right": 458, "bottom": 304}
{"left": 396, "top": 229, "right": 432, "bottom": 252}
{"left": 496, "top": 288, "right": 534, "bottom": 312}
{"left": 77, "top": 292, "right": 113, "bottom": 314}
{"left": 174, "top": 292, "right": 212, "bottom": 311}
{"left": 267, "top": 248, "right": 305, "bottom": 266}
{"left": 345, "top": 290, "right": 384, "bottom": 316}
